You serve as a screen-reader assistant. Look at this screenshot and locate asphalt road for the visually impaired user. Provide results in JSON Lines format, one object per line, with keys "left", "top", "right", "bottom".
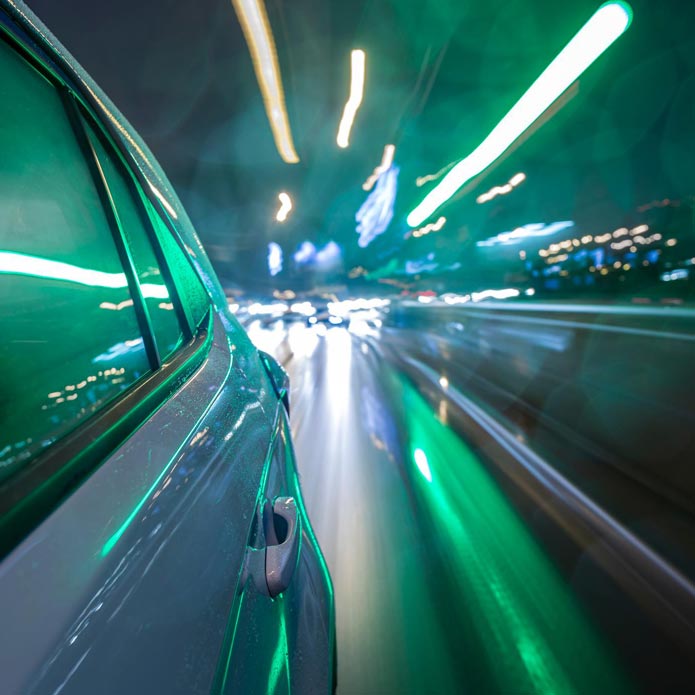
{"left": 246, "top": 317, "right": 695, "bottom": 695}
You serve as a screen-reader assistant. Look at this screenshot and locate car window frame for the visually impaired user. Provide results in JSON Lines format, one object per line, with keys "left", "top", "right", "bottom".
{"left": 75, "top": 98, "right": 194, "bottom": 354}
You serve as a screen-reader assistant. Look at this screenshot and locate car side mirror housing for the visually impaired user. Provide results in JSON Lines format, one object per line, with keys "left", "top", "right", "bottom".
{"left": 258, "top": 351, "right": 290, "bottom": 415}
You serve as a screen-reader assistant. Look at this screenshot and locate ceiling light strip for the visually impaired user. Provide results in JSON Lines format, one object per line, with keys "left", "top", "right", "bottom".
{"left": 232, "top": 0, "right": 300, "bottom": 163}
{"left": 407, "top": 2, "right": 632, "bottom": 226}
{"left": 337, "top": 49, "right": 366, "bottom": 148}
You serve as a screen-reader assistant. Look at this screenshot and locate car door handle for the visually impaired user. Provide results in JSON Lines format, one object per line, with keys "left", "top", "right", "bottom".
{"left": 265, "top": 496, "right": 301, "bottom": 598}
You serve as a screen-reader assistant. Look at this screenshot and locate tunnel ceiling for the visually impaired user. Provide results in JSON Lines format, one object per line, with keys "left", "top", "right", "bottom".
{"left": 24, "top": 0, "right": 694, "bottom": 298}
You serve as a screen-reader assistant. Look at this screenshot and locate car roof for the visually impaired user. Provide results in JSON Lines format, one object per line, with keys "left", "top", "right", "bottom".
{"left": 0, "top": 0, "right": 229, "bottom": 314}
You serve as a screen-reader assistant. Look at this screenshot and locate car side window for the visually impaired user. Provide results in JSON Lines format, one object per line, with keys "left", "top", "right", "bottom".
{"left": 82, "top": 118, "right": 185, "bottom": 359}
{"left": 0, "top": 37, "right": 150, "bottom": 480}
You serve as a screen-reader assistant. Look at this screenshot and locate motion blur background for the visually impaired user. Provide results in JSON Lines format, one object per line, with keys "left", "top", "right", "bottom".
{"left": 28, "top": 0, "right": 695, "bottom": 691}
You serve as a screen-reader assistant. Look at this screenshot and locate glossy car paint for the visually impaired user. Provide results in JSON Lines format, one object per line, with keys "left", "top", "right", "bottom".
{"left": 0, "top": 2, "right": 334, "bottom": 692}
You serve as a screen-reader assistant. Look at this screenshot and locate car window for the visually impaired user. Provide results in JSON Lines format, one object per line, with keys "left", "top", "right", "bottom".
{"left": 143, "top": 196, "right": 211, "bottom": 331}
{"left": 83, "top": 118, "right": 185, "bottom": 360}
{"left": 0, "top": 37, "right": 150, "bottom": 482}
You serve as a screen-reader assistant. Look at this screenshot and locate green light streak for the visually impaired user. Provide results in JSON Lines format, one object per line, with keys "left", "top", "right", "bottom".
{"left": 399, "top": 375, "right": 632, "bottom": 693}
{"left": 266, "top": 602, "right": 290, "bottom": 695}
{"left": 407, "top": 1, "right": 633, "bottom": 227}
{"left": 101, "top": 449, "right": 167, "bottom": 556}
{"left": 0, "top": 251, "right": 168, "bottom": 298}
{"left": 217, "top": 591, "right": 247, "bottom": 693}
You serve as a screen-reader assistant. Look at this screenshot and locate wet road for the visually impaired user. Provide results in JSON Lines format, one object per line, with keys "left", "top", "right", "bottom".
{"left": 246, "top": 317, "right": 695, "bottom": 694}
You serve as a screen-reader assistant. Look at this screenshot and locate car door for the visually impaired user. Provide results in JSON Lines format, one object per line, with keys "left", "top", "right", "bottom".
{"left": 0, "top": 13, "right": 333, "bottom": 693}
{"left": 215, "top": 410, "right": 335, "bottom": 695}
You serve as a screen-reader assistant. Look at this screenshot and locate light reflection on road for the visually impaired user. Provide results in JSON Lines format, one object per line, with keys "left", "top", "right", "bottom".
{"left": 253, "top": 321, "right": 636, "bottom": 693}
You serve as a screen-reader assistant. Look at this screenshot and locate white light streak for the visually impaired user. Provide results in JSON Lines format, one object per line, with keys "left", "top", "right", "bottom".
{"left": 476, "top": 172, "right": 526, "bottom": 204}
{"left": 363, "top": 144, "right": 395, "bottom": 191}
{"left": 416, "top": 160, "right": 457, "bottom": 187}
{"left": 276, "top": 192, "right": 293, "bottom": 222}
{"left": 411, "top": 216, "right": 447, "bottom": 238}
{"left": 408, "top": 2, "right": 632, "bottom": 226}
{"left": 337, "top": 50, "right": 366, "bottom": 148}
{"left": 413, "top": 448, "right": 433, "bottom": 482}
{"left": 231, "top": 0, "right": 299, "bottom": 163}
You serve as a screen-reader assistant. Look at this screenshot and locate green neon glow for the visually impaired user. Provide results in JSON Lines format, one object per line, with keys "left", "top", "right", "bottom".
{"left": 101, "top": 450, "right": 167, "bottom": 556}
{"left": 217, "top": 591, "right": 247, "bottom": 693}
{"left": 398, "top": 374, "right": 632, "bottom": 693}
{"left": 266, "top": 602, "right": 290, "bottom": 695}
{"left": 0, "top": 251, "right": 169, "bottom": 298}
{"left": 407, "top": 1, "right": 633, "bottom": 227}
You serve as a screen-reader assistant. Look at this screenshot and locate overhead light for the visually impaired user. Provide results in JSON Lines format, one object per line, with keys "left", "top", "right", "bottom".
{"left": 231, "top": 0, "right": 299, "bottom": 163}
{"left": 276, "top": 192, "right": 293, "bottom": 222}
{"left": 407, "top": 2, "right": 632, "bottom": 226}
{"left": 337, "top": 49, "right": 366, "bottom": 148}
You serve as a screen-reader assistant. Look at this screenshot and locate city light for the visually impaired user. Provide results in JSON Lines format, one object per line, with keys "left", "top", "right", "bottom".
{"left": 327, "top": 297, "right": 390, "bottom": 316}
{"left": 290, "top": 301, "right": 316, "bottom": 316}
{"left": 477, "top": 172, "right": 527, "bottom": 204}
{"left": 363, "top": 144, "right": 395, "bottom": 191}
{"left": 407, "top": 2, "right": 632, "bottom": 226}
{"left": 537, "top": 226, "right": 663, "bottom": 259}
{"left": 411, "top": 216, "right": 447, "bottom": 238}
{"left": 231, "top": 0, "right": 299, "bottom": 163}
{"left": 292, "top": 240, "right": 342, "bottom": 271}
{"left": 471, "top": 288, "right": 521, "bottom": 302}
{"left": 267, "top": 242, "right": 283, "bottom": 276}
{"left": 356, "top": 165, "right": 399, "bottom": 247}
{"left": 293, "top": 240, "right": 317, "bottom": 266}
{"left": 248, "top": 301, "right": 289, "bottom": 315}
{"left": 416, "top": 160, "right": 457, "bottom": 187}
{"left": 337, "top": 49, "right": 366, "bottom": 148}
{"left": 276, "top": 192, "right": 293, "bottom": 222}
{"left": 314, "top": 241, "right": 343, "bottom": 271}
{"left": 661, "top": 269, "right": 688, "bottom": 281}
{"left": 476, "top": 221, "right": 574, "bottom": 247}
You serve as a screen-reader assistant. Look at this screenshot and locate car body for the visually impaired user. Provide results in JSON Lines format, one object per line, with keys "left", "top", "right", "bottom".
{"left": 0, "top": 1, "right": 334, "bottom": 693}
